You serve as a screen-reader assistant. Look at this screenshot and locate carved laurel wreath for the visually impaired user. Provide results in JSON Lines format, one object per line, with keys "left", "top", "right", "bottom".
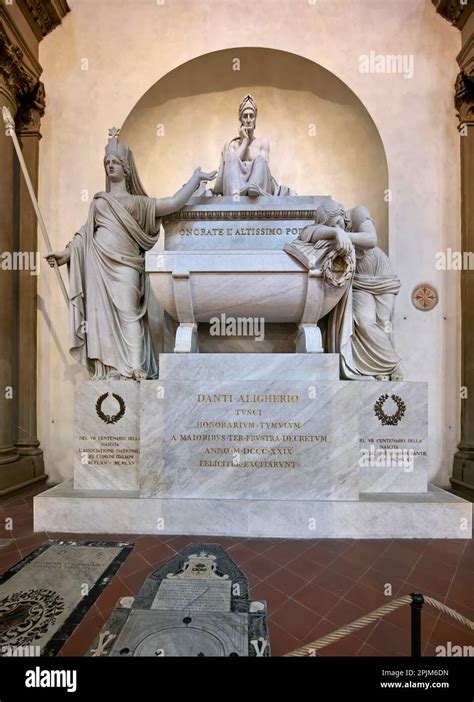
{"left": 95, "top": 392, "right": 126, "bottom": 424}
{"left": 373, "top": 394, "right": 406, "bottom": 426}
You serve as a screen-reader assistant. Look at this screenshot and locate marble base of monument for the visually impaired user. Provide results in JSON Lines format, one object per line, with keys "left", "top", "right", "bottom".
{"left": 34, "top": 354, "right": 472, "bottom": 539}
{"left": 35, "top": 482, "right": 470, "bottom": 538}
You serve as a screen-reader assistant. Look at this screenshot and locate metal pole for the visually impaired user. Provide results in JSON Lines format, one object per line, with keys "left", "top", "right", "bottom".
{"left": 2, "top": 106, "right": 69, "bottom": 306}
{"left": 410, "top": 593, "right": 424, "bottom": 657}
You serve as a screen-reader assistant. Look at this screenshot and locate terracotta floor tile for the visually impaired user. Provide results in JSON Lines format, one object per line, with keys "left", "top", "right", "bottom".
{"left": 358, "top": 566, "right": 405, "bottom": 597}
{"left": 115, "top": 550, "right": 148, "bottom": 578}
{"left": 204, "top": 536, "right": 245, "bottom": 549}
{"left": 379, "top": 601, "right": 439, "bottom": 647}
{"left": 227, "top": 543, "right": 260, "bottom": 564}
{"left": 371, "top": 551, "right": 421, "bottom": 581}
{"left": 304, "top": 541, "right": 352, "bottom": 567}
{"left": 0, "top": 540, "right": 20, "bottom": 556}
{"left": 405, "top": 557, "right": 455, "bottom": 600}
{"left": 119, "top": 563, "right": 155, "bottom": 594}
{"left": 423, "top": 641, "right": 438, "bottom": 656}
{"left": 329, "top": 554, "right": 372, "bottom": 581}
{"left": 342, "top": 539, "right": 392, "bottom": 566}
{"left": 365, "top": 619, "right": 411, "bottom": 656}
{"left": 281, "top": 552, "right": 327, "bottom": 582}
{"left": 267, "top": 620, "right": 300, "bottom": 657}
{"left": 140, "top": 542, "right": 176, "bottom": 565}
{"left": 458, "top": 550, "right": 474, "bottom": 574}
{"left": 162, "top": 535, "right": 207, "bottom": 550}
{"left": 58, "top": 614, "right": 105, "bottom": 656}
{"left": 240, "top": 553, "right": 281, "bottom": 580}
{"left": 264, "top": 539, "right": 315, "bottom": 567}
{"left": 423, "top": 539, "right": 467, "bottom": 567}
{"left": 14, "top": 532, "right": 48, "bottom": 551}
{"left": 435, "top": 598, "right": 474, "bottom": 631}
{"left": 94, "top": 576, "right": 134, "bottom": 618}
{"left": 272, "top": 598, "right": 321, "bottom": 641}
{"left": 264, "top": 566, "right": 307, "bottom": 597}
{"left": 291, "top": 579, "right": 339, "bottom": 616}
{"left": 325, "top": 597, "right": 375, "bottom": 642}
{"left": 429, "top": 617, "right": 474, "bottom": 650}
{"left": 444, "top": 567, "right": 474, "bottom": 609}
{"left": 239, "top": 568, "right": 262, "bottom": 588}
{"left": 301, "top": 616, "right": 338, "bottom": 648}
{"left": 345, "top": 581, "right": 393, "bottom": 611}
{"left": 133, "top": 535, "right": 163, "bottom": 552}
{"left": 0, "top": 550, "right": 22, "bottom": 573}
{"left": 313, "top": 568, "right": 355, "bottom": 598}
{"left": 243, "top": 537, "right": 280, "bottom": 554}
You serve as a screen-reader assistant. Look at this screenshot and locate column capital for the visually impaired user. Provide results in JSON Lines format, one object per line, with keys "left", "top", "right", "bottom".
{"left": 16, "top": 80, "right": 46, "bottom": 137}
{"left": 0, "top": 10, "right": 41, "bottom": 107}
{"left": 455, "top": 69, "right": 474, "bottom": 128}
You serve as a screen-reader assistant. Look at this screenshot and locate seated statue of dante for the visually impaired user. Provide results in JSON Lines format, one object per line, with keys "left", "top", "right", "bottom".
{"left": 213, "top": 94, "right": 294, "bottom": 197}
{"left": 285, "top": 201, "right": 403, "bottom": 380}
{"left": 46, "top": 129, "right": 215, "bottom": 380}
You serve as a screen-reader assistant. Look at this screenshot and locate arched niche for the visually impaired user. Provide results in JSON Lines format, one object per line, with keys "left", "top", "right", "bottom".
{"left": 120, "top": 47, "right": 389, "bottom": 250}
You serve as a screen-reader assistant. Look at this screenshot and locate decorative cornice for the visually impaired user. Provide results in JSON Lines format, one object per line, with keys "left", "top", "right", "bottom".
{"left": 0, "top": 13, "right": 40, "bottom": 103}
{"left": 432, "top": 0, "right": 473, "bottom": 30}
{"left": 16, "top": 0, "right": 70, "bottom": 41}
{"left": 163, "top": 209, "right": 319, "bottom": 222}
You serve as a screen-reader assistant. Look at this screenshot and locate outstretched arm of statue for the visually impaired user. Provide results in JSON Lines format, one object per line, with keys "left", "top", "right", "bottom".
{"left": 298, "top": 224, "right": 353, "bottom": 253}
{"left": 154, "top": 168, "right": 217, "bottom": 217}
{"left": 45, "top": 248, "right": 71, "bottom": 267}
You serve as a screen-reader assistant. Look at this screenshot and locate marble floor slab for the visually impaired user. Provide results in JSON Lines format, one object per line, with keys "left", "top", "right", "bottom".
{"left": 0, "top": 541, "right": 132, "bottom": 656}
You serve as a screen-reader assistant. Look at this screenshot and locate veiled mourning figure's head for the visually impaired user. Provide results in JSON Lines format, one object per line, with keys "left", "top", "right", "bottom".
{"left": 239, "top": 94, "right": 257, "bottom": 132}
{"left": 314, "top": 202, "right": 352, "bottom": 231}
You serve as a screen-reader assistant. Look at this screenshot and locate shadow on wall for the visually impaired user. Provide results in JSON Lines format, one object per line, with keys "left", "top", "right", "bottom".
{"left": 120, "top": 47, "right": 389, "bottom": 251}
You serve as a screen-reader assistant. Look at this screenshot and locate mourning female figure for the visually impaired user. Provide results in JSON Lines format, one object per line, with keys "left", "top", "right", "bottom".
{"left": 46, "top": 129, "right": 216, "bottom": 380}
{"left": 285, "top": 201, "right": 403, "bottom": 380}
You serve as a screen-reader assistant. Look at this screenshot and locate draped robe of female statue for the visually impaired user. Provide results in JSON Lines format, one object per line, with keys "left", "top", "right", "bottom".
{"left": 67, "top": 192, "right": 160, "bottom": 380}
{"left": 327, "top": 243, "right": 402, "bottom": 379}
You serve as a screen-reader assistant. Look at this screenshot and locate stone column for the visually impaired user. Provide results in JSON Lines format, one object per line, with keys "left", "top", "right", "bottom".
{"left": 0, "top": 2, "right": 69, "bottom": 496}
{"left": 13, "top": 85, "right": 46, "bottom": 474}
{"left": 451, "top": 22, "right": 474, "bottom": 499}
{"left": 0, "top": 78, "right": 19, "bottom": 472}
{"left": 0, "top": 13, "right": 44, "bottom": 494}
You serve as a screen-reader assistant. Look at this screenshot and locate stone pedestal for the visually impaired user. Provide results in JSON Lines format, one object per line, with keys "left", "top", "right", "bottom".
{"left": 74, "top": 381, "right": 140, "bottom": 491}
{"left": 34, "top": 353, "right": 471, "bottom": 538}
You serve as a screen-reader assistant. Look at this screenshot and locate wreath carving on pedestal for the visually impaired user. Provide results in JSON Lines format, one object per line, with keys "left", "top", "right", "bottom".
{"left": 95, "top": 393, "right": 126, "bottom": 425}
{"left": 374, "top": 394, "right": 406, "bottom": 426}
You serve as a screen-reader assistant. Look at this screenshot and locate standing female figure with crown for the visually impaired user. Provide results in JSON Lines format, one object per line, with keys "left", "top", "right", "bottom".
{"left": 46, "top": 128, "right": 216, "bottom": 380}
